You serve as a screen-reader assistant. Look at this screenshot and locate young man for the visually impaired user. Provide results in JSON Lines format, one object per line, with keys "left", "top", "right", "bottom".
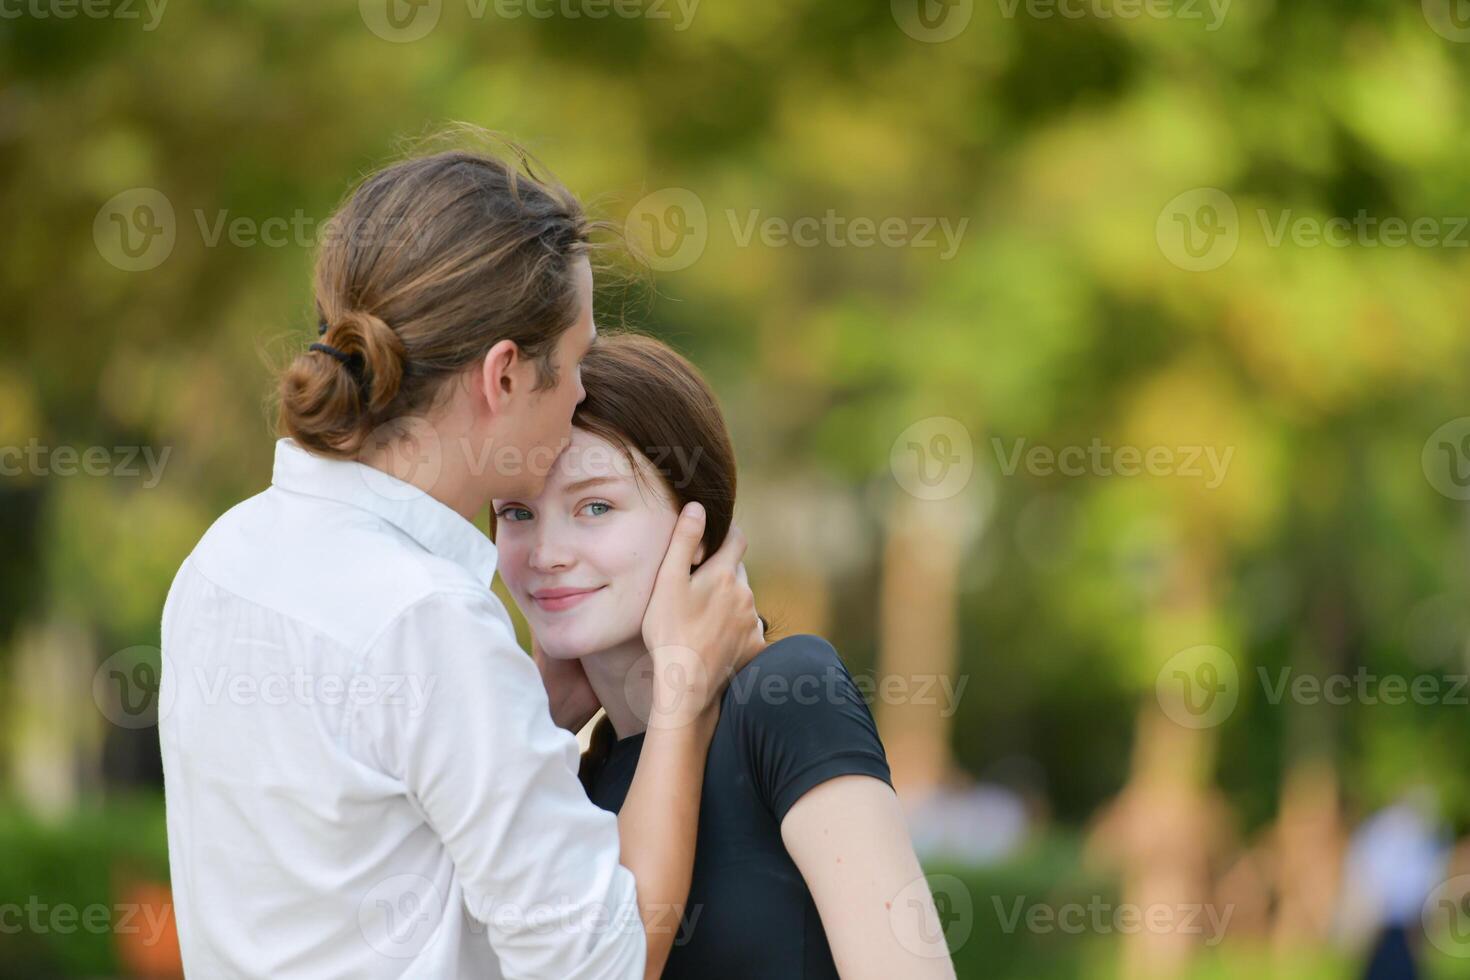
{"left": 158, "top": 147, "right": 762, "bottom": 979}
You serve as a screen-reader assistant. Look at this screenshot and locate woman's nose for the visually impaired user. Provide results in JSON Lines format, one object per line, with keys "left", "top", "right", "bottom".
{"left": 528, "top": 538, "right": 573, "bottom": 573}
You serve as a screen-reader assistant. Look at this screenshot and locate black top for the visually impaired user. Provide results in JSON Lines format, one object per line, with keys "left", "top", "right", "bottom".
{"left": 583, "top": 634, "right": 893, "bottom": 980}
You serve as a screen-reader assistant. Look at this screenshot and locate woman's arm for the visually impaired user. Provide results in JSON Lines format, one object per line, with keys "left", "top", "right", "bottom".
{"left": 617, "top": 703, "right": 720, "bottom": 979}
{"left": 781, "top": 775, "right": 957, "bottom": 980}
{"left": 626, "top": 504, "right": 764, "bottom": 979}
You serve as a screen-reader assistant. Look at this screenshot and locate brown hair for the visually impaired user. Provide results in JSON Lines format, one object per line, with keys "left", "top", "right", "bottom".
{"left": 556, "top": 333, "right": 769, "bottom": 784}
{"left": 574, "top": 333, "right": 738, "bottom": 558}
{"left": 278, "top": 138, "right": 601, "bottom": 457}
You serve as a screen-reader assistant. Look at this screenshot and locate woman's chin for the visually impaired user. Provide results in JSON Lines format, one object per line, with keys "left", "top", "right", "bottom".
{"left": 535, "top": 629, "right": 602, "bottom": 661}
{"left": 538, "top": 625, "right": 640, "bottom": 661}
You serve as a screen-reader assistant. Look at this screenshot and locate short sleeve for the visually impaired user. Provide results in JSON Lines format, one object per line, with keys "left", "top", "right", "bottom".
{"left": 728, "top": 634, "right": 893, "bottom": 822}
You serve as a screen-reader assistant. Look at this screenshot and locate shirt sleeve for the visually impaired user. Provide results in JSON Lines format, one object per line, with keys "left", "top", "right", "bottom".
{"left": 347, "top": 588, "right": 645, "bottom": 980}
{"left": 730, "top": 634, "right": 894, "bottom": 823}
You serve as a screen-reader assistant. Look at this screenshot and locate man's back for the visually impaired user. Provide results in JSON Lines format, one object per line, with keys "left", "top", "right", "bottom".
{"left": 158, "top": 439, "right": 642, "bottom": 979}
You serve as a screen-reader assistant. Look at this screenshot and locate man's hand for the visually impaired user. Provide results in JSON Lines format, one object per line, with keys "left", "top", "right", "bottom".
{"left": 640, "top": 502, "right": 764, "bottom": 728}
{"left": 533, "top": 635, "right": 602, "bottom": 734}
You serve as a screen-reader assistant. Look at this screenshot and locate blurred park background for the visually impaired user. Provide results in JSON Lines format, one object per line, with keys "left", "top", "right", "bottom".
{"left": 7, "top": 0, "right": 1470, "bottom": 976}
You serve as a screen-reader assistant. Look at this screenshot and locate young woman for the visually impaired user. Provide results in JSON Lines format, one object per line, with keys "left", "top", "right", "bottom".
{"left": 492, "top": 334, "right": 957, "bottom": 979}
{"left": 159, "top": 142, "right": 761, "bottom": 980}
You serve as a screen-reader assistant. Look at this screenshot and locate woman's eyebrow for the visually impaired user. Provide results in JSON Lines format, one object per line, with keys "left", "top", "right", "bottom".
{"left": 561, "top": 475, "right": 620, "bottom": 495}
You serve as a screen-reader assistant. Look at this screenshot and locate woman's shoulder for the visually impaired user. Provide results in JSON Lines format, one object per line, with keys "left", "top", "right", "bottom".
{"left": 719, "top": 633, "right": 891, "bottom": 820}
{"left": 722, "top": 633, "right": 870, "bottom": 725}
{"left": 736, "top": 632, "right": 848, "bottom": 681}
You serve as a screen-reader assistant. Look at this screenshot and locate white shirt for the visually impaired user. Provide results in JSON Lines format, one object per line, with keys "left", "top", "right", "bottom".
{"left": 158, "top": 438, "right": 644, "bottom": 980}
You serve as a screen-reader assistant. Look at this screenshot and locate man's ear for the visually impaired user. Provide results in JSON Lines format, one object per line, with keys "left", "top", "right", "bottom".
{"left": 479, "top": 339, "right": 522, "bottom": 414}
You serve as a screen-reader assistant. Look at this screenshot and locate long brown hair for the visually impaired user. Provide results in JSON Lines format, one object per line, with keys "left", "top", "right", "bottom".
{"left": 563, "top": 333, "right": 769, "bottom": 784}
{"left": 278, "top": 136, "right": 603, "bottom": 457}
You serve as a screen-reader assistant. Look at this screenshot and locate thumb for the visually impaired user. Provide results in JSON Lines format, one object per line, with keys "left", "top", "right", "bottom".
{"left": 655, "top": 502, "right": 706, "bottom": 593}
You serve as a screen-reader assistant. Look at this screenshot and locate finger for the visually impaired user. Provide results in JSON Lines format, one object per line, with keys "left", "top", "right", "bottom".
{"left": 735, "top": 561, "right": 749, "bottom": 588}
{"left": 699, "top": 523, "right": 748, "bottom": 575}
{"left": 654, "top": 502, "right": 707, "bottom": 590}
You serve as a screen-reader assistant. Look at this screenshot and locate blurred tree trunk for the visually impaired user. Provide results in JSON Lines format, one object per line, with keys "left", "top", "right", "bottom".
{"left": 9, "top": 616, "right": 97, "bottom": 819}
{"left": 1089, "top": 546, "right": 1229, "bottom": 979}
{"left": 1270, "top": 586, "right": 1350, "bottom": 955}
{"left": 1270, "top": 759, "right": 1342, "bottom": 954}
{"left": 761, "top": 565, "right": 831, "bottom": 639}
{"left": 876, "top": 490, "right": 977, "bottom": 801}
{"left": 742, "top": 473, "right": 866, "bottom": 647}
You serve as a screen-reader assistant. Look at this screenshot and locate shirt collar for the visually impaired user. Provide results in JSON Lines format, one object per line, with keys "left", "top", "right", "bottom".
{"left": 270, "top": 437, "right": 498, "bottom": 586}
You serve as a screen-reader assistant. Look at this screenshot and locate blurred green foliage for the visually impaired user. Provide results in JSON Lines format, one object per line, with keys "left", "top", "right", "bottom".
{"left": 0, "top": 795, "right": 169, "bottom": 978}
{"left": 3, "top": 2, "right": 1470, "bottom": 975}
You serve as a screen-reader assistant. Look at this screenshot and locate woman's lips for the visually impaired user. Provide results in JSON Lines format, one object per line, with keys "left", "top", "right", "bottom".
{"left": 531, "top": 586, "right": 605, "bottom": 612}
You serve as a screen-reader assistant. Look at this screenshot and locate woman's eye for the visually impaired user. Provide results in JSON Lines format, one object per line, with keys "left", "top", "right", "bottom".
{"left": 580, "top": 501, "right": 612, "bottom": 518}
{"left": 496, "top": 506, "right": 533, "bottom": 522}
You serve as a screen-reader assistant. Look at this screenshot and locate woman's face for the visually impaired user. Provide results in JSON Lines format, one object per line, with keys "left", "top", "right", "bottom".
{"left": 493, "top": 427, "right": 680, "bottom": 660}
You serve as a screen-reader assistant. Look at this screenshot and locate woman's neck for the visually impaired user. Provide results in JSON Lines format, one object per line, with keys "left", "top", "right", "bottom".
{"left": 580, "top": 639, "right": 656, "bottom": 740}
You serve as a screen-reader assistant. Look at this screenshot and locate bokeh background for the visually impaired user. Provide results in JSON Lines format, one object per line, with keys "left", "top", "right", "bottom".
{"left": 6, "top": 0, "right": 1470, "bottom": 976}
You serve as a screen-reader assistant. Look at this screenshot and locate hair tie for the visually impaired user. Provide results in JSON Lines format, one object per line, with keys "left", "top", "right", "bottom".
{"left": 311, "top": 316, "right": 365, "bottom": 374}
{"left": 308, "top": 340, "right": 359, "bottom": 368}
